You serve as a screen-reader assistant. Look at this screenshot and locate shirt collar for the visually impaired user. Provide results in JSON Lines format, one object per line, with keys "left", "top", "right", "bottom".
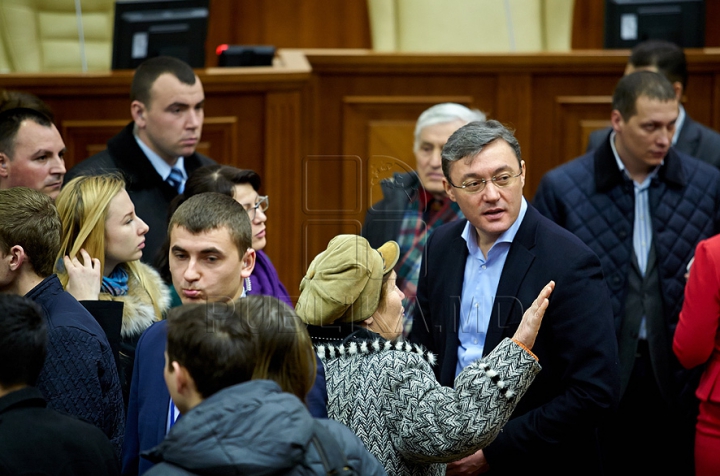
{"left": 609, "top": 131, "right": 662, "bottom": 185}
{"left": 134, "top": 134, "right": 186, "bottom": 181}
{"left": 461, "top": 197, "right": 528, "bottom": 256}
{"left": 673, "top": 104, "right": 685, "bottom": 146}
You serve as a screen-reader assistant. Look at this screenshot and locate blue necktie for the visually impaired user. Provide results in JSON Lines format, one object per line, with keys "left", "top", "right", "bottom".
{"left": 167, "top": 167, "right": 185, "bottom": 193}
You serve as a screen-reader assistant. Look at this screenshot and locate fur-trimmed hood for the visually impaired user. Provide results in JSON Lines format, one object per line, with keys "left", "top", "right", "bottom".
{"left": 99, "top": 262, "right": 171, "bottom": 337}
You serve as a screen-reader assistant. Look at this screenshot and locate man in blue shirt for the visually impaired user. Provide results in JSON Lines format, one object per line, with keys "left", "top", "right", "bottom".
{"left": 409, "top": 120, "right": 620, "bottom": 475}
{"left": 586, "top": 39, "right": 720, "bottom": 170}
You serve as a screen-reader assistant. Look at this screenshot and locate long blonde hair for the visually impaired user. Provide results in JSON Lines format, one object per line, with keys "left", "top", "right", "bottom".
{"left": 54, "top": 174, "right": 164, "bottom": 318}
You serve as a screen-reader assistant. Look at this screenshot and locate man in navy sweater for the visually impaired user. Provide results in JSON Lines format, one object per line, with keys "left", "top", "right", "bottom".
{"left": 0, "top": 187, "right": 125, "bottom": 459}
{"left": 0, "top": 294, "right": 119, "bottom": 475}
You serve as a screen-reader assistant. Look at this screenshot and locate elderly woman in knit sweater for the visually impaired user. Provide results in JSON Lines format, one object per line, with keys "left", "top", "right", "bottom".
{"left": 54, "top": 174, "right": 170, "bottom": 405}
{"left": 296, "top": 234, "right": 554, "bottom": 476}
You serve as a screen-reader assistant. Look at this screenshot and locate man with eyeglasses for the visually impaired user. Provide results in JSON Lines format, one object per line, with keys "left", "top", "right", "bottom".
{"left": 362, "top": 103, "right": 486, "bottom": 337}
{"left": 409, "top": 120, "right": 620, "bottom": 476}
{"left": 534, "top": 71, "right": 720, "bottom": 475}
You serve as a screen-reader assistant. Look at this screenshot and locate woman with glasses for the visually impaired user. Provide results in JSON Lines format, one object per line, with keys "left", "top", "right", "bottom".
{"left": 157, "top": 164, "right": 291, "bottom": 308}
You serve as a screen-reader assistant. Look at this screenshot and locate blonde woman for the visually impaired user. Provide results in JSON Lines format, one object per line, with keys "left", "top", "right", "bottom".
{"left": 55, "top": 174, "right": 170, "bottom": 404}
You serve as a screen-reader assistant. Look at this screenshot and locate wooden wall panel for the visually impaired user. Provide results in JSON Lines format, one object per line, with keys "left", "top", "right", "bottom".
{"left": 552, "top": 96, "right": 613, "bottom": 167}
{"left": 341, "top": 95, "right": 473, "bottom": 208}
{"left": 305, "top": 49, "right": 720, "bottom": 209}
{"left": 205, "top": 0, "right": 372, "bottom": 67}
{"left": 264, "top": 90, "right": 305, "bottom": 298}
{"left": 61, "top": 120, "right": 129, "bottom": 168}
{"left": 571, "top": 0, "right": 605, "bottom": 49}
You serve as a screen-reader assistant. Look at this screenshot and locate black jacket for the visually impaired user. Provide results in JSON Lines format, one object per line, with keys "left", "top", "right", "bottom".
{"left": 361, "top": 171, "right": 421, "bottom": 249}
{"left": 0, "top": 387, "right": 119, "bottom": 475}
{"left": 534, "top": 138, "right": 720, "bottom": 403}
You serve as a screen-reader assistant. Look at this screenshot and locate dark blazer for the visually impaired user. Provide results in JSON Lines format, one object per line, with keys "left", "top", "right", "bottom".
{"left": 0, "top": 387, "right": 119, "bottom": 475}
{"left": 409, "top": 206, "right": 621, "bottom": 475}
{"left": 122, "top": 320, "right": 168, "bottom": 476}
{"left": 64, "top": 122, "right": 216, "bottom": 266}
{"left": 587, "top": 115, "right": 720, "bottom": 169}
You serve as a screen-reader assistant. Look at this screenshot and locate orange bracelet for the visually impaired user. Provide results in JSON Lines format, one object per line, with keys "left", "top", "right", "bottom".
{"left": 512, "top": 338, "right": 539, "bottom": 361}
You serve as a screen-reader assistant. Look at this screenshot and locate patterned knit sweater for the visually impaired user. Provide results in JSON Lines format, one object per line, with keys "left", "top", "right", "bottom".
{"left": 316, "top": 333, "right": 540, "bottom": 476}
{"left": 27, "top": 274, "right": 125, "bottom": 460}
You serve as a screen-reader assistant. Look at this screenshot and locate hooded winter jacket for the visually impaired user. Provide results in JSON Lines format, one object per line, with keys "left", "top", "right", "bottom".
{"left": 143, "top": 380, "right": 386, "bottom": 475}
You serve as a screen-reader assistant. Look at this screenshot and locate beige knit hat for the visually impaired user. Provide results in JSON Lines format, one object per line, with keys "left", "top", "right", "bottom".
{"left": 296, "top": 235, "right": 400, "bottom": 326}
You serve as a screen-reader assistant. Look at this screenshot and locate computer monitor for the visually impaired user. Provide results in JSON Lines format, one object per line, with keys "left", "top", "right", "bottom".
{"left": 111, "top": 0, "right": 210, "bottom": 70}
{"left": 604, "top": 0, "right": 705, "bottom": 49}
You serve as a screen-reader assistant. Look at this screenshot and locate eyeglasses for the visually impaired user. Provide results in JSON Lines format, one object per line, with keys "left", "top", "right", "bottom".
{"left": 244, "top": 195, "right": 269, "bottom": 220}
{"left": 447, "top": 171, "right": 522, "bottom": 194}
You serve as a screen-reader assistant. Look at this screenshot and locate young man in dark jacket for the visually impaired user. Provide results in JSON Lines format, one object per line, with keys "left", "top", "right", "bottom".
{"left": 0, "top": 294, "right": 119, "bottom": 475}
{"left": 0, "top": 187, "right": 125, "bottom": 458}
{"left": 122, "top": 193, "right": 329, "bottom": 475}
{"left": 534, "top": 70, "right": 720, "bottom": 475}
{"left": 64, "top": 56, "right": 215, "bottom": 266}
{"left": 143, "top": 295, "right": 385, "bottom": 475}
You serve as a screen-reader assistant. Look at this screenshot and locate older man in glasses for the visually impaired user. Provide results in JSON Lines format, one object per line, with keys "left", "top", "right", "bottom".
{"left": 361, "top": 103, "right": 486, "bottom": 336}
{"left": 408, "top": 120, "right": 620, "bottom": 476}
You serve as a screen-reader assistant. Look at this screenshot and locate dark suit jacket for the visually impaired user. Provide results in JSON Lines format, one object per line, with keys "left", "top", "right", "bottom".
{"left": 409, "top": 205, "right": 621, "bottom": 475}
{"left": 64, "top": 122, "right": 216, "bottom": 267}
{"left": 587, "top": 115, "right": 720, "bottom": 169}
{"left": 122, "top": 320, "right": 169, "bottom": 476}
{"left": 0, "top": 387, "right": 119, "bottom": 476}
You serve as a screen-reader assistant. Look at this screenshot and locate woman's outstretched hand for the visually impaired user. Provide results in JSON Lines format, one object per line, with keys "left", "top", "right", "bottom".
{"left": 512, "top": 281, "right": 555, "bottom": 350}
{"left": 64, "top": 248, "right": 102, "bottom": 301}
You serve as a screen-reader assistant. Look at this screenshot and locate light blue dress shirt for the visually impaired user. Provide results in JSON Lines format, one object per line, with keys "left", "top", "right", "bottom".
{"left": 134, "top": 134, "right": 187, "bottom": 186}
{"left": 456, "top": 198, "right": 528, "bottom": 377}
{"left": 673, "top": 104, "right": 686, "bottom": 146}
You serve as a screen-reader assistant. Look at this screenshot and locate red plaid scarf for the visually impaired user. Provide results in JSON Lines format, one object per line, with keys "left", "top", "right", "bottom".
{"left": 396, "top": 189, "right": 463, "bottom": 336}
